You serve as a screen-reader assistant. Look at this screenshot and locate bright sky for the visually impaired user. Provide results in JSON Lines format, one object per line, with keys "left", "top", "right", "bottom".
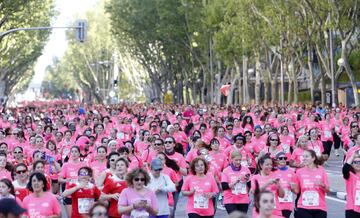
{"left": 28, "top": 0, "right": 99, "bottom": 88}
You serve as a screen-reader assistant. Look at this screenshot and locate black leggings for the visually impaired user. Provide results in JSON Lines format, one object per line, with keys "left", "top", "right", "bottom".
{"left": 188, "top": 214, "right": 213, "bottom": 218}
{"left": 333, "top": 133, "right": 341, "bottom": 149}
{"left": 282, "top": 209, "right": 292, "bottom": 218}
{"left": 295, "top": 208, "right": 327, "bottom": 218}
{"left": 322, "top": 141, "right": 333, "bottom": 156}
{"left": 346, "top": 210, "right": 360, "bottom": 218}
{"left": 224, "top": 203, "right": 249, "bottom": 214}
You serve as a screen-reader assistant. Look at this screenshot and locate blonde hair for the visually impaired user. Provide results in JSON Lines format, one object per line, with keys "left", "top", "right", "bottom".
{"left": 231, "top": 150, "right": 242, "bottom": 159}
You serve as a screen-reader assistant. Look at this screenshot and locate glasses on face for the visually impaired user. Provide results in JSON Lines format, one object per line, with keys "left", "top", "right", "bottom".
{"left": 110, "top": 159, "right": 117, "bottom": 162}
{"left": 154, "top": 168, "right": 163, "bottom": 172}
{"left": 352, "top": 160, "right": 360, "bottom": 165}
{"left": 151, "top": 126, "right": 157, "bottom": 128}
{"left": 16, "top": 169, "right": 27, "bottom": 174}
{"left": 134, "top": 177, "right": 145, "bottom": 182}
{"left": 270, "top": 139, "right": 279, "bottom": 142}
{"left": 227, "top": 128, "right": 233, "bottom": 131}
{"left": 154, "top": 143, "right": 163, "bottom": 146}
{"left": 277, "top": 157, "right": 287, "bottom": 161}
{"left": 14, "top": 151, "right": 22, "bottom": 154}
{"left": 351, "top": 125, "right": 359, "bottom": 128}
{"left": 164, "top": 141, "right": 173, "bottom": 144}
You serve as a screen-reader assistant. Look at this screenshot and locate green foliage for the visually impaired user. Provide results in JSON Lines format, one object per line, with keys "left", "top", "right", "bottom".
{"left": 0, "top": 0, "right": 56, "bottom": 97}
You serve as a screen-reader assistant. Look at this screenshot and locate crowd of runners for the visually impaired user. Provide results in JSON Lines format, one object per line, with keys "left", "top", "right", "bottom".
{"left": 0, "top": 102, "right": 359, "bottom": 218}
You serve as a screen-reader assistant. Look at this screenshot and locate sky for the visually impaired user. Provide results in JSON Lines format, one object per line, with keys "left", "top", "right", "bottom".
{"left": 28, "top": 0, "right": 99, "bottom": 89}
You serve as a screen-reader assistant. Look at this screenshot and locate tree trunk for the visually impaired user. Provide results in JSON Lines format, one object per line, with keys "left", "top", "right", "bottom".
{"left": 235, "top": 59, "right": 243, "bottom": 105}
{"left": 320, "top": 66, "right": 326, "bottom": 106}
{"left": 341, "top": 41, "right": 359, "bottom": 106}
{"left": 201, "top": 72, "right": 206, "bottom": 104}
{"left": 294, "top": 75, "right": 298, "bottom": 104}
{"left": 307, "top": 46, "right": 315, "bottom": 103}
{"left": 271, "top": 79, "right": 277, "bottom": 106}
{"left": 209, "top": 37, "right": 214, "bottom": 104}
{"left": 242, "top": 55, "right": 250, "bottom": 104}
{"left": 287, "top": 80, "right": 292, "bottom": 104}
{"left": 254, "top": 51, "right": 261, "bottom": 105}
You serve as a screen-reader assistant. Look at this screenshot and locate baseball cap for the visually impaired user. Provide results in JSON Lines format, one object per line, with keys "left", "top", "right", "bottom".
{"left": 151, "top": 158, "right": 163, "bottom": 170}
{"left": 0, "top": 198, "right": 26, "bottom": 215}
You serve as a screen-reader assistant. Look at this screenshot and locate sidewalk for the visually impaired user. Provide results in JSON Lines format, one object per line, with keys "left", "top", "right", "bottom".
{"left": 325, "top": 150, "right": 347, "bottom": 200}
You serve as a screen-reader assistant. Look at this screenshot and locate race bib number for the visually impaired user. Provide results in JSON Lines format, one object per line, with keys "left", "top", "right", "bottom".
{"left": 355, "top": 190, "right": 360, "bottom": 206}
{"left": 130, "top": 210, "right": 149, "bottom": 218}
{"left": 232, "top": 182, "right": 247, "bottom": 195}
{"left": 194, "top": 193, "right": 208, "bottom": 209}
{"left": 278, "top": 189, "right": 293, "bottom": 203}
{"left": 78, "top": 198, "right": 95, "bottom": 214}
{"left": 324, "top": 130, "right": 331, "bottom": 138}
{"left": 302, "top": 191, "right": 319, "bottom": 206}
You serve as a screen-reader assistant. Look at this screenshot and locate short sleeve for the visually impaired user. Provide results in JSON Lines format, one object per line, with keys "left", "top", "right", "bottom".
{"left": 51, "top": 195, "right": 61, "bottom": 215}
{"left": 181, "top": 176, "right": 190, "bottom": 192}
{"left": 118, "top": 188, "right": 129, "bottom": 206}
{"left": 220, "top": 170, "right": 229, "bottom": 183}
{"left": 211, "top": 176, "right": 219, "bottom": 193}
{"left": 102, "top": 181, "right": 112, "bottom": 194}
{"left": 94, "top": 186, "right": 101, "bottom": 199}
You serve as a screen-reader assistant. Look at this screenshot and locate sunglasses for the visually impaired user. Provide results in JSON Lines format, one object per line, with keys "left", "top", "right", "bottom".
{"left": 14, "top": 151, "right": 22, "bottom": 154}
{"left": 16, "top": 169, "right": 27, "bottom": 174}
{"left": 352, "top": 161, "right": 360, "bottom": 165}
{"left": 227, "top": 128, "right": 233, "bottom": 130}
{"left": 270, "top": 139, "right": 279, "bottom": 141}
{"left": 352, "top": 126, "right": 359, "bottom": 128}
{"left": 110, "top": 159, "right": 117, "bottom": 162}
{"left": 151, "top": 126, "right": 157, "bottom": 128}
{"left": 277, "top": 157, "right": 287, "bottom": 161}
{"left": 154, "top": 168, "right": 163, "bottom": 172}
{"left": 164, "top": 141, "right": 173, "bottom": 144}
{"left": 134, "top": 178, "right": 145, "bottom": 182}
{"left": 154, "top": 143, "right": 163, "bottom": 146}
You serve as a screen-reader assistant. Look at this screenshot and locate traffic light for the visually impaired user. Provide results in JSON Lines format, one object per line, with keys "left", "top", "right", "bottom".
{"left": 76, "top": 20, "right": 87, "bottom": 43}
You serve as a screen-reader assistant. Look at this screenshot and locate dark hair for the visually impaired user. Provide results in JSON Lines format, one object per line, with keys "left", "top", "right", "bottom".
{"left": 304, "top": 149, "right": 324, "bottom": 166}
{"left": 125, "top": 168, "right": 151, "bottom": 186}
{"left": 0, "top": 178, "right": 15, "bottom": 196}
{"left": 97, "top": 145, "right": 107, "bottom": 153}
{"left": 157, "top": 152, "right": 180, "bottom": 172}
{"left": 27, "top": 172, "right": 48, "bottom": 192}
{"left": 184, "top": 123, "right": 194, "bottom": 136}
{"left": 32, "top": 160, "right": 46, "bottom": 172}
{"left": 254, "top": 180, "right": 274, "bottom": 213}
{"left": 78, "top": 166, "right": 93, "bottom": 177}
{"left": 70, "top": 145, "right": 80, "bottom": 153}
{"left": 174, "top": 142, "right": 184, "bottom": 155}
{"left": 190, "top": 157, "right": 208, "bottom": 175}
{"left": 266, "top": 133, "right": 280, "bottom": 147}
{"left": 256, "top": 153, "right": 274, "bottom": 173}
{"left": 115, "top": 157, "right": 129, "bottom": 168}
{"left": 46, "top": 140, "right": 57, "bottom": 151}
{"left": 107, "top": 152, "right": 120, "bottom": 168}
{"left": 14, "top": 163, "right": 28, "bottom": 173}
{"left": 13, "top": 146, "right": 23, "bottom": 152}
{"left": 241, "top": 115, "right": 254, "bottom": 128}
{"left": 89, "top": 201, "right": 108, "bottom": 217}
{"left": 232, "top": 134, "right": 246, "bottom": 144}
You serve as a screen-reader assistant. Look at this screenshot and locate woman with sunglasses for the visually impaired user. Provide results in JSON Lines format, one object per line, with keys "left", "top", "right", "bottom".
{"left": 101, "top": 158, "right": 128, "bottom": 218}
{"left": 259, "top": 134, "right": 290, "bottom": 160}
{"left": 221, "top": 150, "right": 251, "bottom": 214}
{"left": 343, "top": 151, "right": 360, "bottom": 218}
{"left": 96, "top": 152, "right": 120, "bottom": 188}
{"left": 295, "top": 149, "right": 329, "bottom": 218}
{"left": 118, "top": 168, "right": 158, "bottom": 218}
{"left": 345, "top": 134, "right": 360, "bottom": 161}
{"left": 11, "top": 146, "right": 28, "bottom": 166}
{"left": 182, "top": 157, "right": 219, "bottom": 218}
{"left": 12, "top": 163, "right": 30, "bottom": 201}
{"left": 307, "top": 128, "right": 325, "bottom": 159}
{"left": 344, "top": 122, "right": 360, "bottom": 150}
{"left": 251, "top": 154, "right": 284, "bottom": 217}
{"left": 273, "top": 152, "right": 298, "bottom": 218}
{"left": 62, "top": 167, "right": 101, "bottom": 218}
{"left": 209, "top": 138, "right": 228, "bottom": 181}
{"left": 23, "top": 172, "right": 61, "bottom": 218}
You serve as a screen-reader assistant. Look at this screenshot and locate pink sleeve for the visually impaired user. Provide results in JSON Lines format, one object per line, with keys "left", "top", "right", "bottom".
{"left": 220, "top": 170, "right": 229, "bottom": 183}
{"left": 51, "top": 195, "right": 61, "bottom": 215}
{"left": 59, "top": 164, "right": 67, "bottom": 178}
{"left": 179, "top": 157, "right": 187, "bottom": 169}
{"left": 322, "top": 169, "right": 329, "bottom": 187}
{"left": 150, "top": 191, "right": 158, "bottom": 211}
{"left": 181, "top": 176, "right": 190, "bottom": 191}
{"left": 211, "top": 177, "right": 219, "bottom": 193}
{"left": 118, "top": 189, "right": 129, "bottom": 206}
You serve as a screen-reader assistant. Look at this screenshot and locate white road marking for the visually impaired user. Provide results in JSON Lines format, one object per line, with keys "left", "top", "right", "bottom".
{"left": 326, "top": 196, "right": 346, "bottom": 204}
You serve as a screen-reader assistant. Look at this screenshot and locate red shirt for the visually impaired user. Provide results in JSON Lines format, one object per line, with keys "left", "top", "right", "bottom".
{"left": 69, "top": 183, "right": 101, "bottom": 218}
{"left": 102, "top": 175, "right": 127, "bottom": 217}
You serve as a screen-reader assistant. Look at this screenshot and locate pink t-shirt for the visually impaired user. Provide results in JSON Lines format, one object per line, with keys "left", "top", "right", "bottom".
{"left": 22, "top": 192, "right": 61, "bottom": 218}
{"left": 274, "top": 168, "right": 297, "bottom": 211}
{"left": 345, "top": 146, "right": 360, "bottom": 161}
{"left": 89, "top": 160, "right": 107, "bottom": 178}
{"left": 345, "top": 171, "right": 360, "bottom": 213}
{"left": 291, "top": 148, "right": 306, "bottom": 165}
{"left": 118, "top": 187, "right": 158, "bottom": 218}
{"left": 167, "top": 152, "right": 187, "bottom": 181}
{"left": 59, "top": 161, "right": 87, "bottom": 187}
{"left": 0, "top": 169, "right": 12, "bottom": 180}
{"left": 182, "top": 174, "right": 219, "bottom": 216}
{"left": 221, "top": 166, "right": 251, "bottom": 204}
{"left": 295, "top": 166, "right": 329, "bottom": 211}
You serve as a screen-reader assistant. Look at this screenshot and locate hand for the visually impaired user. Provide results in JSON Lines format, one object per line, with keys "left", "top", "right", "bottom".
{"left": 77, "top": 182, "right": 86, "bottom": 189}
{"left": 203, "top": 192, "right": 214, "bottom": 199}
{"left": 155, "top": 188, "right": 161, "bottom": 194}
{"left": 111, "top": 193, "right": 120, "bottom": 200}
{"left": 189, "top": 188, "right": 195, "bottom": 195}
